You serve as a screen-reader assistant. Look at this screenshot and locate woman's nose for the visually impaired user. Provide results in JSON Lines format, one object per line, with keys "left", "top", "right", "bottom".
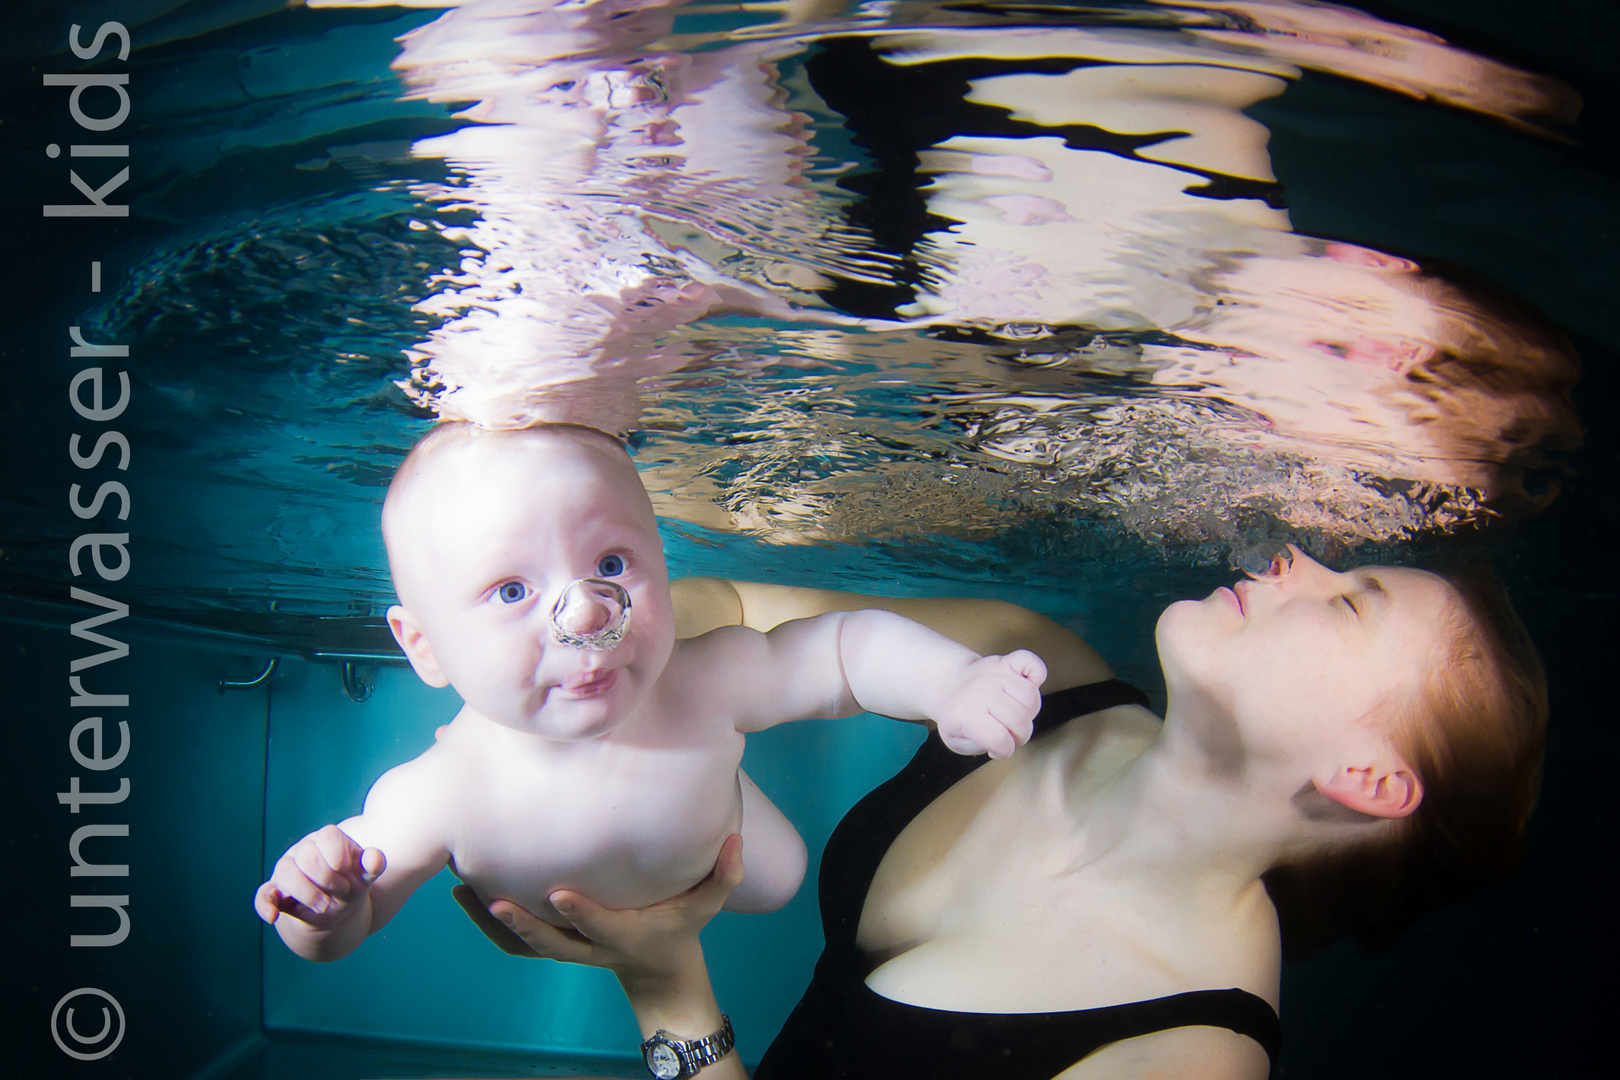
{"left": 1244, "top": 543, "right": 1299, "bottom": 581}
{"left": 1280, "top": 545, "right": 1349, "bottom": 589}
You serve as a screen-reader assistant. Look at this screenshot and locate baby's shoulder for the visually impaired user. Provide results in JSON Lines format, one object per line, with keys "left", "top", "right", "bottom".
{"left": 659, "top": 627, "right": 767, "bottom": 697}
{"left": 367, "top": 728, "right": 485, "bottom": 812}
{"left": 645, "top": 631, "right": 775, "bottom": 737}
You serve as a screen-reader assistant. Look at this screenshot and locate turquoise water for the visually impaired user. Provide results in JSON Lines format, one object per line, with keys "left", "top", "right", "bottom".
{"left": 3, "top": 1, "right": 1615, "bottom": 1076}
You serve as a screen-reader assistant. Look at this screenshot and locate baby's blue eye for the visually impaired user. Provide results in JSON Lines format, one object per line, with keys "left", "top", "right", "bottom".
{"left": 497, "top": 581, "right": 527, "bottom": 604}
{"left": 596, "top": 554, "right": 625, "bottom": 577}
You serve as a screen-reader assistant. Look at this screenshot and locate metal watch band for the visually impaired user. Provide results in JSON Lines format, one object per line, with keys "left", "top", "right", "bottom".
{"left": 683, "top": 1013, "right": 734, "bottom": 1070}
{"left": 642, "top": 1014, "right": 734, "bottom": 1078}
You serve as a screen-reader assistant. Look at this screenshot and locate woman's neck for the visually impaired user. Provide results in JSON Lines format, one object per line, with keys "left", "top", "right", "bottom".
{"left": 1061, "top": 700, "right": 1306, "bottom": 901}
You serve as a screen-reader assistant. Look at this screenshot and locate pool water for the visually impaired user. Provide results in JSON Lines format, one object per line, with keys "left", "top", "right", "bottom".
{"left": 3, "top": 1, "right": 1615, "bottom": 1077}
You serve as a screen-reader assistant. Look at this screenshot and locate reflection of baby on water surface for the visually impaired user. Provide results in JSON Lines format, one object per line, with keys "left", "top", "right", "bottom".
{"left": 254, "top": 422, "right": 1046, "bottom": 959}
{"left": 381, "top": 1, "right": 1577, "bottom": 546}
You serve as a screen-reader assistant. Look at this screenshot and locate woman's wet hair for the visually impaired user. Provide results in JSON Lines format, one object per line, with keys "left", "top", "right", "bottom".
{"left": 1262, "top": 560, "right": 1548, "bottom": 961}
{"left": 1391, "top": 259, "right": 1581, "bottom": 506}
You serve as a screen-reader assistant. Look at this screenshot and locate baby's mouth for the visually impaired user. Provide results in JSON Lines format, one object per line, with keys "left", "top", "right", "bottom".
{"left": 557, "top": 668, "right": 618, "bottom": 698}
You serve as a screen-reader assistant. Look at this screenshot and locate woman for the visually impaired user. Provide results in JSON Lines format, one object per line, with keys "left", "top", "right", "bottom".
{"left": 457, "top": 549, "right": 1546, "bottom": 1079}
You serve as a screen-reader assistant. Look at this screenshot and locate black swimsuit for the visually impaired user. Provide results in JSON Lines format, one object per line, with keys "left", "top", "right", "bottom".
{"left": 753, "top": 679, "right": 1282, "bottom": 1080}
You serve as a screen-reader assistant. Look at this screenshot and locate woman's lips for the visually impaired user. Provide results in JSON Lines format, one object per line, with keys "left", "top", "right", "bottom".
{"left": 1218, "top": 585, "right": 1244, "bottom": 615}
{"left": 558, "top": 669, "right": 618, "bottom": 698}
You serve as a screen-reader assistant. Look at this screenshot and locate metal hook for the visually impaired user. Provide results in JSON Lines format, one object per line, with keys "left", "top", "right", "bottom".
{"left": 341, "top": 662, "right": 377, "bottom": 704}
{"left": 219, "top": 656, "right": 279, "bottom": 694}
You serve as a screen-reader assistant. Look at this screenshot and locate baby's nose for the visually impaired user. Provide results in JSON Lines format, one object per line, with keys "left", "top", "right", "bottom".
{"left": 556, "top": 591, "right": 612, "bottom": 634}
{"left": 549, "top": 578, "right": 633, "bottom": 651}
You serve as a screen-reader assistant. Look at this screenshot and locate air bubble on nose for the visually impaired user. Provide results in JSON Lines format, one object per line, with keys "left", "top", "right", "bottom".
{"left": 550, "top": 578, "right": 632, "bottom": 651}
{"left": 1235, "top": 540, "right": 1295, "bottom": 578}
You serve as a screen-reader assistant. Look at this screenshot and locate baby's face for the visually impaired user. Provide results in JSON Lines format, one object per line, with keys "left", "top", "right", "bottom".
{"left": 393, "top": 436, "right": 676, "bottom": 740}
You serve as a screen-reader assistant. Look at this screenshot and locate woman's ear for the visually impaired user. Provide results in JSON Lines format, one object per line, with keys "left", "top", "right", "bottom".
{"left": 1314, "top": 758, "right": 1424, "bottom": 819}
{"left": 1322, "top": 242, "right": 1420, "bottom": 274}
{"left": 388, "top": 605, "right": 450, "bottom": 688}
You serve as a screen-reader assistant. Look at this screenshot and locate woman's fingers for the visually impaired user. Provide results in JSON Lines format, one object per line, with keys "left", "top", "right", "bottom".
{"left": 451, "top": 885, "right": 604, "bottom": 964}
{"left": 454, "top": 836, "right": 745, "bottom": 979}
{"left": 686, "top": 834, "right": 746, "bottom": 918}
{"left": 490, "top": 902, "right": 597, "bottom": 965}
{"left": 452, "top": 884, "right": 543, "bottom": 957}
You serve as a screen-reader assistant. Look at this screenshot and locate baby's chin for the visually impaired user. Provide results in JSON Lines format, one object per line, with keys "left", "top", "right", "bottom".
{"left": 524, "top": 689, "right": 635, "bottom": 741}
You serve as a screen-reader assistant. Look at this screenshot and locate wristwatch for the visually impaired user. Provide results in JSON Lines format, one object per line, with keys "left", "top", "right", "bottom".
{"left": 640, "top": 1014, "right": 735, "bottom": 1079}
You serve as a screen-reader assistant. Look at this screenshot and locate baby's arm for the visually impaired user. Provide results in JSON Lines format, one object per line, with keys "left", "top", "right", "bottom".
{"left": 669, "top": 577, "right": 1111, "bottom": 689}
{"left": 253, "top": 759, "right": 451, "bottom": 962}
{"left": 698, "top": 608, "right": 1046, "bottom": 758}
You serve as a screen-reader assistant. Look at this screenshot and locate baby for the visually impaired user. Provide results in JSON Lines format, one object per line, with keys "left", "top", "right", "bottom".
{"left": 254, "top": 422, "right": 1046, "bottom": 961}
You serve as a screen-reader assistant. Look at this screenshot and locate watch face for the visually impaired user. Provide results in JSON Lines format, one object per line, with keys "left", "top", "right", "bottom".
{"left": 648, "top": 1041, "right": 683, "bottom": 1080}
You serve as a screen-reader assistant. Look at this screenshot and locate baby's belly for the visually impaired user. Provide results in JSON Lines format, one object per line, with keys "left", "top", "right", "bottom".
{"left": 450, "top": 765, "right": 743, "bottom": 925}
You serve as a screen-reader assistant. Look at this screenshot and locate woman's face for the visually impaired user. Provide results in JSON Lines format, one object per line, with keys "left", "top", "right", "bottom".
{"left": 1156, "top": 547, "right": 1458, "bottom": 761}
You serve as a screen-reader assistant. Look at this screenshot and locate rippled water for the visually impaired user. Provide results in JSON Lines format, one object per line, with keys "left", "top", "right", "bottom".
{"left": 8, "top": 0, "right": 1610, "bottom": 637}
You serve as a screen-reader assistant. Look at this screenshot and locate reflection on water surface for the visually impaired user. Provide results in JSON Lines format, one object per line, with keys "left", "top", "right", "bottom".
{"left": 70, "top": 0, "right": 1585, "bottom": 617}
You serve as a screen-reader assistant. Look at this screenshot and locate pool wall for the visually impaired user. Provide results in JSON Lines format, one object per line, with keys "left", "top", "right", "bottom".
{"left": 0, "top": 600, "right": 926, "bottom": 1078}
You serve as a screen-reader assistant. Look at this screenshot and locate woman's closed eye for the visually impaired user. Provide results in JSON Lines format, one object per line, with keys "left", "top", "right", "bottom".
{"left": 1338, "top": 593, "right": 1360, "bottom": 617}
{"left": 596, "top": 553, "right": 626, "bottom": 577}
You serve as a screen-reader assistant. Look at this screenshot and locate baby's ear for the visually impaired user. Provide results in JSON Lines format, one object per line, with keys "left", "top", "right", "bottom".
{"left": 388, "top": 605, "right": 449, "bottom": 688}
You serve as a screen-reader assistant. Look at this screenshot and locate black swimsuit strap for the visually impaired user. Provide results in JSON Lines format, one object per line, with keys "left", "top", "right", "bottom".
{"left": 852, "top": 983, "right": 1282, "bottom": 1073}
{"left": 820, "top": 679, "right": 1156, "bottom": 954}
{"left": 1032, "top": 678, "right": 1152, "bottom": 737}
{"left": 760, "top": 678, "right": 1282, "bottom": 1080}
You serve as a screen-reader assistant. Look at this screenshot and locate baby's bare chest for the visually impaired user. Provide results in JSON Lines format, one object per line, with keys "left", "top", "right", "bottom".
{"left": 447, "top": 732, "right": 746, "bottom": 916}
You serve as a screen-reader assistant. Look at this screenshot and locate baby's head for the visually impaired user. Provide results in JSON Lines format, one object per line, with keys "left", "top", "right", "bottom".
{"left": 383, "top": 421, "right": 676, "bottom": 740}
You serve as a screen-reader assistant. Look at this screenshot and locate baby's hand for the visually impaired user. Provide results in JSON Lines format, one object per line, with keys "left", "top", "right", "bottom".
{"left": 254, "top": 824, "right": 385, "bottom": 930}
{"left": 934, "top": 649, "right": 1047, "bottom": 758}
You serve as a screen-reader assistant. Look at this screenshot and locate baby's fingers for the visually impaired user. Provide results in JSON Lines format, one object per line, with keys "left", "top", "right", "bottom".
{"left": 995, "top": 687, "right": 1039, "bottom": 746}
{"left": 942, "top": 717, "right": 1016, "bottom": 759}
{"left": 290, "top": 842, "right": 353, "bottom": 904}
{"left": 266, "top": 860, "right": 336, "bottom": 921}
{"left": 253, "top": 881, "right": 286, "bottom": 924}
{"left": 978, "top": 719, "right": 1019, "bottom": 760}
{"left": 309, "top": 825, "right": 381, "bottom": 891}
{"left": 1003, "top": 648, "right": 1048, "bottom": 688}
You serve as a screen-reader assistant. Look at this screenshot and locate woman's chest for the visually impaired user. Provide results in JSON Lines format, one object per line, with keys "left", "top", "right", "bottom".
{"left": 851, "top": 747, "right": 1267, "bottom": 1013}
{"left": 854, "top": 774, "right": 1155, "bottom": 1010}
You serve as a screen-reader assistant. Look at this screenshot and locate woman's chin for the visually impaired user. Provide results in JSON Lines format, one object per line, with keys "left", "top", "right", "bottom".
{"left": 1154, "top": 597, "right": 1203, "bottom": 642}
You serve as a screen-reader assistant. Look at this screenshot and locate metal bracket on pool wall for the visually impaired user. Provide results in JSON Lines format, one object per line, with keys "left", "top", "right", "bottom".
{"left": 341, "top": 662, "right": 376, "bottom": 704}
{"left": 218, "top": 657, "right": 279, "bottom": 694}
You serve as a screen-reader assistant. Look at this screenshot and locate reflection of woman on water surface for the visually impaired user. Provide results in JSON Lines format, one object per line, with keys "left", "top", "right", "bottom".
{"left": 461, "top": 555, "right": 1545, "bottom": 1079}
{"left": 385, "top": 1, "right": 1577, "bottom": 551}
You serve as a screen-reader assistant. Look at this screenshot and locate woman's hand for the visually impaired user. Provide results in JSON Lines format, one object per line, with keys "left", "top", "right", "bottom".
{"left": 453, "top": 835, "right": 745, "bottom": 1002}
